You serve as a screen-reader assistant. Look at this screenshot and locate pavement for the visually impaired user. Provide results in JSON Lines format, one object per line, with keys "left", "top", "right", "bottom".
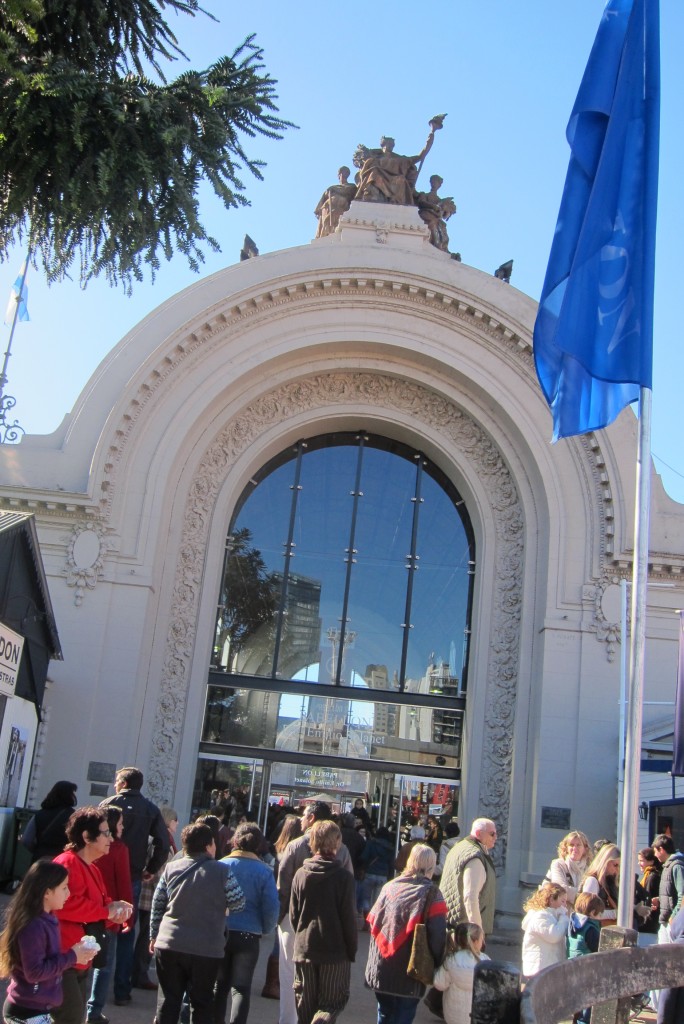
{"left": 78, "top": 929, "right": 656, "bottom": 1024}
{"left": 0, "top": 922, "right": 438, "bottom": 1024}
{"left": 0, "top": 891, "right": 657, "bottom": 1024}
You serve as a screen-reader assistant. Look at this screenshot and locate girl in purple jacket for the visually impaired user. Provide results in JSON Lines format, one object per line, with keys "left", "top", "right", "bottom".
{"left": 0, "top": 861, "right": 95, "bottom": 1024}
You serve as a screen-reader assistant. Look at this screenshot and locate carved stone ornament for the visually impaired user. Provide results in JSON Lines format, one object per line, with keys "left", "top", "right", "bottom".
{"left": 583, "top": 573, "right": 627, "bottom": 663}
{"left": 64, "top": 521, "right": 108, "bottom": 606}
{"left": 147, "top": 372, "right": 524, "bottom": 869}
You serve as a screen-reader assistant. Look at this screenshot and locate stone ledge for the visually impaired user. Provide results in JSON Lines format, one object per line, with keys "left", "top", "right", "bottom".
{"left": 330, "top": 200, "right": 433, "bottom": 250}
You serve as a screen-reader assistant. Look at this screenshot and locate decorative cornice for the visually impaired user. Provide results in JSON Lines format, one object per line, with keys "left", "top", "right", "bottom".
{"left": 0, "top": 496, "right": 97, "bottom": 519}
{"left": 98, "top": 274, "right": 532, "bottom": 518}
{"left": 579, "top": 433, "right": 616, "bottom": 561}
{"left": 147, "top": 371, "right": 524, "bottom": 872}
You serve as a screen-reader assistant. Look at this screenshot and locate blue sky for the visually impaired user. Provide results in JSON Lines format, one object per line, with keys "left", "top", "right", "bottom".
{"left": 2, "top": 1, "right": 683, "bottom": 499}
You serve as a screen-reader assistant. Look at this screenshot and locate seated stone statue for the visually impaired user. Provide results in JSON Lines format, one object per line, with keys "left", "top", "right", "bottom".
{"left": 314, "top": 166, "right": 357, "bottom": 237}
{"left": 353, "top": 130, "right": 436, "bottom": 206}
{"left": 416, "top": 174, "right": 456, "bottom": 252}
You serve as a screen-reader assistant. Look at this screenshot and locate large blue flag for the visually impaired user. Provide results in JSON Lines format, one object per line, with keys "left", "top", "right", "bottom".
{"left": 533, "top": 0, "right": 660, "bottom": 441}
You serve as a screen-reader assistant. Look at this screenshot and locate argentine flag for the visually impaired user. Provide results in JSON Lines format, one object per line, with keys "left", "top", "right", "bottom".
{"left": 4, "top": 262, "right": 30, "bottom": 325}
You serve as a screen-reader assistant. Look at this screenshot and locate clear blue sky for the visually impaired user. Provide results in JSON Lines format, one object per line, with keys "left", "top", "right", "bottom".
{"left": 2, "top": 1, "right": 683, "bottom": 499}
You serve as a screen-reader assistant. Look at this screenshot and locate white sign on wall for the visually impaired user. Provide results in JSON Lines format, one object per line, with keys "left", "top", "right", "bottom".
{"left": 0, "top": 622, "right": 24, "bottom": 698}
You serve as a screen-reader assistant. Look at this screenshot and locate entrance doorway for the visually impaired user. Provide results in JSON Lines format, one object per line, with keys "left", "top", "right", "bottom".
{"left": 194, "top": 429, "right": 471, "bottom": 837}
{"left": 193, "top": 753, "right": 458, "bottom": 842}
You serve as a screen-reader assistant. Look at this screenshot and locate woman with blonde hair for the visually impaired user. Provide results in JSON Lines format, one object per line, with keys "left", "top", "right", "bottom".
{"left": 521, "top": 883, "right": 568, "bottom": 978}
{"left": 581, "top": 843, "right": 620, "bottom": 924}
{"left": 545, "top": 831, "right": 591, "bottom": 904}
{"left": 365, "top": 844, "right": 447, "bottom": 1024}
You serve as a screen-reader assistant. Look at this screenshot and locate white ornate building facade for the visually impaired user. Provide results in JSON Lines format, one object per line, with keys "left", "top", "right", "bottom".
{"left": 1, "top": 202, "right": 682, "bottom": 920}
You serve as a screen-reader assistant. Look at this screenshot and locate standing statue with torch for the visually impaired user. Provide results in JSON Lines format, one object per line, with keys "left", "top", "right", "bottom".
{"left": 353, "top": 114, "right": 447, "bottom": 206}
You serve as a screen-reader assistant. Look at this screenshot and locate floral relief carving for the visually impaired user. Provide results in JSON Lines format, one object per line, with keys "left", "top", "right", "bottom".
{"left": 64, "top": 520, "right": 108, "bottom": 606}
{"left": 147, "top": 373, "right": 524, "bottom": 870}
{"left": 583, "top": 572, "right": 628, "bottom": 663}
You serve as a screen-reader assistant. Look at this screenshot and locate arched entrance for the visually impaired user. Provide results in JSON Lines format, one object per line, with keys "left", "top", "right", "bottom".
{"left": 192, "top": 431, "right": 473, "bottom": 823}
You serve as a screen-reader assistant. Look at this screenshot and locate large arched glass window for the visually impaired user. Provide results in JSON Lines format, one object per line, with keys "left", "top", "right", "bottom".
{"left": 210, "top": 432, "right": 474, "bottom": 695}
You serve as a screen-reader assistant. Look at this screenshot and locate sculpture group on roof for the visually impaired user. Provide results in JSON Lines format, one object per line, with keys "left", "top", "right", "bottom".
{"left": 314, "top": 115, "right": 459, "bottom": 256}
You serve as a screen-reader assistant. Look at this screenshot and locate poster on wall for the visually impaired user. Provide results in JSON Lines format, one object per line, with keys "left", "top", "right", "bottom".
{"left": 0, "top": 726, "right": 28, "bottom": 807}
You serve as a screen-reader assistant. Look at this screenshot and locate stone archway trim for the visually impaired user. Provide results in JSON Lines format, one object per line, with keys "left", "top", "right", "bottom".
{"left": 148, "top": 371, "right": 524, "bottom": 868}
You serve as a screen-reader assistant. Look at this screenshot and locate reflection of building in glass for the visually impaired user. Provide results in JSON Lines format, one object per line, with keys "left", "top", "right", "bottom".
{"left": 276, "top": 573, "right": 323, "bottom": 679}
{"left": 276, "top": 714, "right": 369, "bottom": 759}
{"left": 308, "top": 626, "right": 353, "bottom": 732}
{"left": 365, "top": 664, "right": 398, "bottom": 737}
{"left": 428, "top": 663, "right": 462, "bottom": 753}
{"left": 203, "top": 687, "right": 281, "bottom": 749}
{"left": 206, "top": 679, "right": 461, "bottom": 772}
{"left": 225, "top": 569, "right": 322, "bottom": 678}
{"left": 388, "top": 661, "right": 463, "bottom": 762}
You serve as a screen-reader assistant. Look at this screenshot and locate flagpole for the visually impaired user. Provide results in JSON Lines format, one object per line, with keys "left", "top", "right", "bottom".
{"left": 617, "top": 386, "right": 652, "bottom": 929}
{"left": 0, "top": 258, "right": 29, "bottom": 399}
{"left": 0, "top": 253, "right": 30, "bottom": 443}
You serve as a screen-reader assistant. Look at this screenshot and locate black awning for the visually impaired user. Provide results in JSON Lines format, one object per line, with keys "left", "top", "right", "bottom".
{"left": 0, "top": 511, "right": 62, "bottom": 715}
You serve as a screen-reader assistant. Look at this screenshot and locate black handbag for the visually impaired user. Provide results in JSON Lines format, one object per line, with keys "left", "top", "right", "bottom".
{"left": 423, "top": 986, "right": 445, "bottom": 1020}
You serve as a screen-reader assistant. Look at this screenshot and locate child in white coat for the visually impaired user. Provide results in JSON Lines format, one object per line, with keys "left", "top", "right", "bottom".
{"left": 433, "top": 922, "right": 490, "bottom": 1024}
{"left": 521, "top": 882, "right": 569, "bottom": 979}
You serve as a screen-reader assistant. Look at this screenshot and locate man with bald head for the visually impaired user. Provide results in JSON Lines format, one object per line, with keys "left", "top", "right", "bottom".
{"left": 439, "top": 817, "right": 497, "bottom": 934}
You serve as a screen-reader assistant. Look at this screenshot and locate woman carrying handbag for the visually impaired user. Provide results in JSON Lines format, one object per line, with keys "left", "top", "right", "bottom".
{"left": 365, "top": 844, "right": 446, "bottom": 1024}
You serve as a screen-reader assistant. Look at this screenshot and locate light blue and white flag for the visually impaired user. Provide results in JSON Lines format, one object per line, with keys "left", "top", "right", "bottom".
{"left": 4, "top": 261, "right": 30, "bottom": 326}
{"left": 533, "top": 0, "right": 660, "bottom": 441}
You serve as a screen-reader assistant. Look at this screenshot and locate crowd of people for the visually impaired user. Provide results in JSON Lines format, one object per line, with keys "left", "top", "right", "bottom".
{"left": 1, "top": 779, "right": 683, "bottom": 1024}
{"left": 520, "top": 830, "right": 684, "bottom": 1024}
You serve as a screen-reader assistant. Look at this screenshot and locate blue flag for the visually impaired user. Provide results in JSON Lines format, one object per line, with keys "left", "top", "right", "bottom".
{"left": 4, "top": 261, "right": 30, "bottom": 326}
{"left": 533, "top": 0, "right": 660, "bottom": 441}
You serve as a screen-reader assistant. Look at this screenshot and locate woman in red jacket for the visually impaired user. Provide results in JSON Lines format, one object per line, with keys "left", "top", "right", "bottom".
{"left": 86, "top": 807, "right": 134, "bottom": 1023}
{"left": 53, "top": 807, "right": 133, "bottom": 1024}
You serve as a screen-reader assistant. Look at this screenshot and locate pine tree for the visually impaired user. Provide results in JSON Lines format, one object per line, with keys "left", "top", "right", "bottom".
{"left": 0, "top": 1, "right": 294, "bottom": 290}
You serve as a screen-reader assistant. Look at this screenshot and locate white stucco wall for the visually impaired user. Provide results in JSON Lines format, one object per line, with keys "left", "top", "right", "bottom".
{"left": 1, "top": 204, "right": 683, "bottom": 917}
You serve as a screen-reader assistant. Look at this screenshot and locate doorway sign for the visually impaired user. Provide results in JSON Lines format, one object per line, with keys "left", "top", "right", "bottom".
{"left": 0, "top": 622, "right": 24, "bottom": 697}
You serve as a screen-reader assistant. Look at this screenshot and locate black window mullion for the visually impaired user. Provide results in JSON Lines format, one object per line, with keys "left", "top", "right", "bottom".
{"left": 212, "top": 534, "right": 234, "bottom": 668}
{"left": 335, "top": 433, "right": 367, "bottom": 685}
{"left": 271, "top": 441, "right": 306, "bottom": 676}
{"left": 399, "top": 454, "right": 424, "bottom": 691}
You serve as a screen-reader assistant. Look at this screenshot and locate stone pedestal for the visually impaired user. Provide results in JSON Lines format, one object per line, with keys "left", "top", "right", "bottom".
{"left": 325, "top": 200, "right": 432, "bottom": 250}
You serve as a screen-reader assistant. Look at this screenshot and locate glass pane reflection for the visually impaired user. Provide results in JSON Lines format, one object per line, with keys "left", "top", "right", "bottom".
{"left": 406, "top": 472, "right": 472, "bottom": 694}
{"left": 278, "top": 445, "right": 357, "bottom": 681}
{"left": 211, "top": 461, "right": 294, "bottom": 677}
{"left": 202, "top": 685, "right": 461, "bottom": 769}
{"left": 192, "top": 755, "right": 262, "bottom": 819}
{"left": 343, "top": 447, "right": 414, "bottom": 689}
{"left": 211, "top": 433, "right": 474, "bottom": 694}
